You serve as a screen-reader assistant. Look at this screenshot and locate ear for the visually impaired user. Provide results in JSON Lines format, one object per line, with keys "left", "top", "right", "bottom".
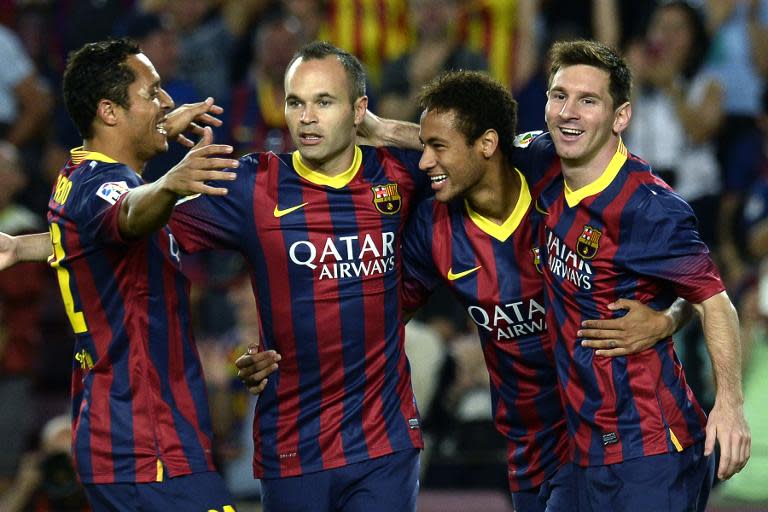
{"left": 478, "top": 129, "right": 499, "bottom": 159}
{"left": 353, "top": 96, "right": 369, "bottom": 126}
{"left": 96, "top": 99, "right": 120, "bottom": 128}
{"left": 613, "top": 101, "right": 631, "bottom": 135}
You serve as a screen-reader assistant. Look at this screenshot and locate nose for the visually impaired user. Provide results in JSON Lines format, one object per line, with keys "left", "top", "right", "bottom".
{"left": 557, "top": 98, "right": 577, "bottom": 119}
{"left": 419, "top": 147, "right": 435, "bottom": 171}
{"left": 300, "top": 104, "right": 317, "bottom": 124}
{"left": 159, "top": 88, "right": 174, "bottom": 111}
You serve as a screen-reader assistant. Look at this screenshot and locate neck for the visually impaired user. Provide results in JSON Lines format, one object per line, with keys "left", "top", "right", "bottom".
{"left": 466, "top": 159, "right": 521, "bottom": 225}
{"left": 301, "top": 143, "right": 356, "bottom": 177}
{"left": 561, "top": 136, "right": 620, "bottom": 190}
{"left": 83, "top": 137, "right": 144, "bottom": 174}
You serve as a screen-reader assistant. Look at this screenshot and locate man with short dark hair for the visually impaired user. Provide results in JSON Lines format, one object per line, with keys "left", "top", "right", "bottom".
{"left": 5, "top": 37, "right": 240, "bottom": 511}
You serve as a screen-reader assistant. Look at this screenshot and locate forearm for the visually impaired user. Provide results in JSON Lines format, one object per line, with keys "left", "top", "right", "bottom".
{"left": 118, "top": 181, "right": 179, "bottom": 239}
{"left": 17, "top": 233, "right": 52, "bottom": 262}
{"left": 358, "top": 111, "right": 421, "bottom": 149}
{"left": 695, "top": 291, "right": 744, "bottom": 402}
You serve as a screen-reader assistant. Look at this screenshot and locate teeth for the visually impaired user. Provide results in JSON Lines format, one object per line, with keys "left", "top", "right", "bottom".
{"left": 561, "top": 128, "right": 582, "bottom": 136}
{"left": 430, "top": 175, "right": 447, "bottom": 183}
{"left": 156, "top": 123, "right": 167, "bottom": 135}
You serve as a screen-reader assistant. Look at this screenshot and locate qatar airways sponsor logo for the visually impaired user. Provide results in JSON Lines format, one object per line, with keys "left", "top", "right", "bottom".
{"left": 467, "top": 298, "right": 547, "bottom": 341}
{"left": 545, "top": 229, "right": 593, "bottom": 290}
{"left": 289, "top": 231, "right": 396, "bottom": 280}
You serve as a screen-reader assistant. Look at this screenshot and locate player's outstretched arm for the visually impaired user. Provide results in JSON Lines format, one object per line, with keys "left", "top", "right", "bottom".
{"left": 356, "top": 110, "right": 421, "bottom": 149}
{"left": 119, "top": 127, "right": 239, "bottom": 239}
{"left": 0, "top": 232, "right": 52, "bottom": 270}
{"left": 579, "top": 298, "right": 692, "bottom": 356}
{"left": 163, "top": 97, "right": 224, "bottom": 148}
{"left": 235, "top": 346, "right": 282, "bottom": 395}
{"left": 695, "top": 291, "right": 750, "bottom": 480}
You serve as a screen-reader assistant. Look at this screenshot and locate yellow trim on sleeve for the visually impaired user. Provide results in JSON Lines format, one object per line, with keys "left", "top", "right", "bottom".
{"left": 564, "top": 140, "right": 628, "bottom": 208}
{"left": 292, "top": 146, "right": 362, "bottom": 189}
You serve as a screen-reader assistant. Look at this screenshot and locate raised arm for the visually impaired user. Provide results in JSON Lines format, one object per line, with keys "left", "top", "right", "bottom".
{"left": 694, "top": 291, "right": 750, "bottom": 480}
{"left": 0, "top": 232, "right": 52, "bottom": 270}
{"left": 356, "top": 110, "right": 421, "bottom": 149}
{"left": 579, "top": 298, "right": 692, "bottom": 356}
{"left": 118, "top": 127, "right": 239, "bottom": 239}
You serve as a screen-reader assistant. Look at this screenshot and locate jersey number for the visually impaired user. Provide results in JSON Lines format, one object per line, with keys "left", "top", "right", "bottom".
{"left": 49, "top": 223, "right": 87, "bottom": 333}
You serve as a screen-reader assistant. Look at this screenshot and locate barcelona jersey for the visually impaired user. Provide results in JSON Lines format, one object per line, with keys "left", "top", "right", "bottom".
{"left": 520, "top": 133, "right": 721, "bottom": 467}
{"left": 47, "top": 148, "right": 216, "bottom": 484}
{"left": 401, "top": 169, "right": 569, "bottom": 491}
{"left": 171, "top": 145, "right": 428, "bottom": 478}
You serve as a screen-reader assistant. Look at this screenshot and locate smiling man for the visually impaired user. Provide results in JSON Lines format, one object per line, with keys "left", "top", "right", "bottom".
{"left": 513, "top": 39, "right": 751, "bottom": 511}
{"left": 45, "top": 38, "right": 240, "bottom": 510}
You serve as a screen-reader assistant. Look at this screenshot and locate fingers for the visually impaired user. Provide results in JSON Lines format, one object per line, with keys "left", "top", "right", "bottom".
{"left": 704, "top": 422, "right": 716, "bottom": 457}
{"left": 193, "top": 126, "right": 213, "bottom": 148}
{"left": 717, "top": 428, "right": 751, "bottom": 480}
{"left": 717, "top": 432, "right": 733, "bottom": 480}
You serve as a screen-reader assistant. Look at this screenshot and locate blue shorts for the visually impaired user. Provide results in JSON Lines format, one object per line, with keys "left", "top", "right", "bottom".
{"left": 511, "top": 462, "right": 576, "bottom": 512}
{"left": 261, "top": 448, "right": 420, "bottom": 512}
{"left": 574, "top": 442, "right": 715, "bottom": 512}
{"left": 83, "top": 471, "right": 235, "bottom": 512}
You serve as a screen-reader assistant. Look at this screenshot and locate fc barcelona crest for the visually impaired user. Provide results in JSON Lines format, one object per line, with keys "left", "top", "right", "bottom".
{"left": 576, "top": 225, "right": 602, "bottom": 259}
{"left": 371, "top": 183, "right": 401, "bottom": 214}
{"left": 531, "top": 247, "right": 543, "bottom": 274}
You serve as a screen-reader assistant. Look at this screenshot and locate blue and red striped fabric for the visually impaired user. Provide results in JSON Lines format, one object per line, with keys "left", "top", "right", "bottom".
{"left": 401, "top": 169, "right": 569, "bottom": 491}
{"left": 171, "top": 145, "right": 428, "bottom": 478}
{"left": 47, "top": 149, "right": 216, "bottom": 484}
{"left": 522, "top": 133, "right": 719, "bottom": 467}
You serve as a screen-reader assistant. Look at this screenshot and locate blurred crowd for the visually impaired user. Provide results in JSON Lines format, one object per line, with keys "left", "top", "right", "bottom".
{"left": 1, "top": 0, "right": 768, "bottom": 509}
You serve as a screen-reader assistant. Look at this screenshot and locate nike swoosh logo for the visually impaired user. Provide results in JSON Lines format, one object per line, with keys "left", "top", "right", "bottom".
{"left": 273, "top": 202, "right": 308, "bottom": 218}
{"left": 447, "top": 266, "right": 482, "bottom": 281}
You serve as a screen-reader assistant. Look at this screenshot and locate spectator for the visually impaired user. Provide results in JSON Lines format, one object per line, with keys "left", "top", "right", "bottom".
{"left": 378, "top": 0, "right": 486, "bottom": 122}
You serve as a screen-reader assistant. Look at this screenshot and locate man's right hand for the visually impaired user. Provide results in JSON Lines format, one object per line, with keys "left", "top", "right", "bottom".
{"left": 160, "top": 126, "right": 239, "bottom": 197}
{"left": 235, "top": 346, "right": 281, "bottom": 395}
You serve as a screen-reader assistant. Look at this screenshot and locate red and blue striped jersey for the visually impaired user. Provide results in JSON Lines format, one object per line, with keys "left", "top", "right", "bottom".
{"left": 47, "top": 149, "right": 216, "bottom": 484}
{"left": 171, "top": 145, "right": 428, "bottom": 478}
{"left": 401, "top": 169, "right": 569, "bottom": 491}
{"left": 521, "top": 133, "right": 719, "bottom": 467}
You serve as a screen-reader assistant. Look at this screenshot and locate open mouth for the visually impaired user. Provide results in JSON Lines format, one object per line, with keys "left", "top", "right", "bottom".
{"left": 430, "top": 174, "right": 447, "bottom": 184}
{"left": 559, "top": 127, "right": 583, "bottom": 137}
{"left": 299, "top": 133, "right": 322, "bottom": 144}
{"left": 156, "top": 119, "right": 167, "bottom": 136}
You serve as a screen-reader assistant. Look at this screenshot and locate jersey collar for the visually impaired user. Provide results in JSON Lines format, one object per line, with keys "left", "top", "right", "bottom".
{"left": 465, "top": 168, "right": 531, "bottom": 242}
{"left": 70, "top": 146, "right": 119, "bottom": 165}
{"left": 564, "top": 139, "right": 628, "bottom": 208}
{"left": 292, "top": 146, "right": 362, "bottom": 189}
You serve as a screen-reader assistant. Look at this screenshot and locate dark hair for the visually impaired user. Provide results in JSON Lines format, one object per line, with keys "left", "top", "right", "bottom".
{"left": 286, "top": 41, "right": 366, "bottom": 101}
{"left": 418, "top": 70, "right": 518, "bottom": 161}
{"left": 658, "top": 1, "right": 710, "bottom": 80}
{"left": 62, "top": 38, "right": 142, "bottom": 139}
{"left": 548, "top": 39, "right": 632, "bottom": 107}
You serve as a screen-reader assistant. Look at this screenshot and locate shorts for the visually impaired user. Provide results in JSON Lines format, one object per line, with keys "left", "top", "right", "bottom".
{"left": 261, "top": 448, "right": 420, "bottom": 512}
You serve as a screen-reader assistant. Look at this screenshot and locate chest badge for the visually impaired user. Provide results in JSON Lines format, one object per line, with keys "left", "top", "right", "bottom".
{"left": 577, "top": 225, "right": 602, "bottom": 259}
{"left": 371, "top": 183, "right": 401, "bottom": 215}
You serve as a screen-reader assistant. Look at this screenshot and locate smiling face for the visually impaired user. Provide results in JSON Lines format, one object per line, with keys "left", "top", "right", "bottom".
{"left": 284, "top": 56, "right": 367, "bottom": 175}
{"left": 120, "top": 53, "right": 174, "bottom": 163}
{"left": 545, "top": 64, "right": 630, "bottom": 171}
{"left": 419, "top": 108, "right": 487, "bottom": 203}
